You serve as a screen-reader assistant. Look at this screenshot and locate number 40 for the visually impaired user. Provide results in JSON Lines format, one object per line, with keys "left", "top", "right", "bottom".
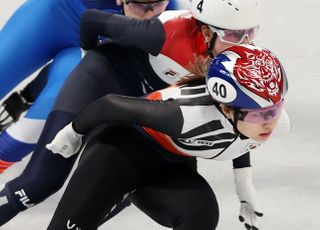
{"left": 212, "top": 82, "right": 227, "bottom": 99}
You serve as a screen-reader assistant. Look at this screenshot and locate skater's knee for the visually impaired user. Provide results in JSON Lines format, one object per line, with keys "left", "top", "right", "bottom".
{"left": 0, "top": 130, "right": 36, "bottom": 173}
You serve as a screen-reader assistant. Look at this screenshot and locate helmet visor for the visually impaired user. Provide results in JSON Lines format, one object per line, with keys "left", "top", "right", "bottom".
{"left": 238, "top": 100, "right": 284, "bottom": 124}
{"left": 209, "top": 25, "right": 259, "bottom": 45}
{"left": 124, "top": 0, "right": 169, "bottom": 16}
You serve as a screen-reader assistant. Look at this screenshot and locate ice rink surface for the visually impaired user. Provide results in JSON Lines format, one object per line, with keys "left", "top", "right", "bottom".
{"left": 0, "top": 0, "right": 319, "bottom": 229}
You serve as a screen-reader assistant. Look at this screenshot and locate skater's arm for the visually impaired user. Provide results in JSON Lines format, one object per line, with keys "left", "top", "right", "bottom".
{"left": 47, "top": 94, "right": 184, "bottom": 158}
{"left": 80, "top": 9, "right": 165, "bottom": 55}
{"left": 72, "top": 94, "right": 183, "bottom": 137}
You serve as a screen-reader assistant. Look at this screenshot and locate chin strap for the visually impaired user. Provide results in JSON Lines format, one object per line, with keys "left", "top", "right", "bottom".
{"left": 230, "top": 109, "right": 249, "bottom": 140}
{"left": 206, "top": 32, "right": 218, "bottom": 58}
{"left": 215, "top": 104, "right": 247, "bottom": 139}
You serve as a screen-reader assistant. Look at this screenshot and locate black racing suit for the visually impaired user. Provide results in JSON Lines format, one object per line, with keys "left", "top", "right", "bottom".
{"left": 48, "top": 83, "right": 253, "bottom": 229}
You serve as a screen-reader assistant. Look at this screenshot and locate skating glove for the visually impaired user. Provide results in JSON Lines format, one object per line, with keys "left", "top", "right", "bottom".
{"left": 0, "top": 92, "right": 32, "bottom": 131}
{"left": 46, "top": 122, "right": 83, "bottom": 158}
{"left": 233, "top": 167, "right": 263, "bottom": 230}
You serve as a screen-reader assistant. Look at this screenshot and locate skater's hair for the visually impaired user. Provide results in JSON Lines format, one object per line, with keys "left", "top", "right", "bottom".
{"left": 176, "top": 54, "right": 210, "bottom": 86}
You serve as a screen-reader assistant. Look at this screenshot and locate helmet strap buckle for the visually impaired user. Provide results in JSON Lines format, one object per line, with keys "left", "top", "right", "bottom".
{"left": 206, "top": 33, "right": 217, "bottom": 58}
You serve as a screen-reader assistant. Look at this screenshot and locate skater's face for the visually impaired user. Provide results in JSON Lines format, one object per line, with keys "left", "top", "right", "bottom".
{"left": 118, "top": 0, "right": 169, "bottom": 19}
{"left": 220, "top": 103, "right": 283, "bottom": 142}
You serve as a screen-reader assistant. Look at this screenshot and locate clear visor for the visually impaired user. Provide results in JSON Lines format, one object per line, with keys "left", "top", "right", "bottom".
{"left": 238, "top": 100, "right": 284, "bottom": 124}
{"left": 124, "top": 0, "right": 169, "bottom": 16}
{"left": 209, "top": 25, "right": 259, "bottom": 45}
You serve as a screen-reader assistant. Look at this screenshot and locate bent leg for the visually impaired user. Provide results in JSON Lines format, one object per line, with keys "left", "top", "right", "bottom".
{"left": 0, "top": 47, "right": 83, "bottom": 173}
{"left": 26, "top": 47, "right": 83, "bottom": 120}
{"left": 0, "top": 0, "right": 82, "bottom": 98}
{"left": 48, "top": 139, "right": 143, "bottom": 230}
{"left": 0, "top": 45, "right": 148, "bottom": 226}
{"left": 0, "top": 111, "right": 78, "bottom": 226}
{"left": 131, "top": 168, "right": 220, "bottom": 230}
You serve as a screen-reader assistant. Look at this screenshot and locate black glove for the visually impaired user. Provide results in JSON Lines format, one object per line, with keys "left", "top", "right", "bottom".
{"left": 0, "top": 91, "right": 32, "bottom": 131}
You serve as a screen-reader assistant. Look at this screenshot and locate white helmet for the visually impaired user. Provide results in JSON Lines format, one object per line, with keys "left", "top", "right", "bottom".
{"left": 191, "top": 0, "right": 260, "bottom": 30}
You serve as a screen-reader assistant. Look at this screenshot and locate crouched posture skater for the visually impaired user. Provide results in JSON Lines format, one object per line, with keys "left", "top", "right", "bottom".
{"left": 47, "top": 44, "right": 289, "bottom": 230}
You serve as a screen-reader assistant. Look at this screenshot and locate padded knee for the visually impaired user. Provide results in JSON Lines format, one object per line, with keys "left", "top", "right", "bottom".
{"left": 0, "top": 131, "right": 35, "bottom": 173}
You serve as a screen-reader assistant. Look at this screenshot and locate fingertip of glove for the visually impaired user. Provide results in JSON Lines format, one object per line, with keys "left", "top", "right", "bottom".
{"left": 46, "top": 144, "right": 52, "bottom": 150}
{"left": 239, "top": 215, "right": 245, "bottom": 222}
{"left": 254, "top": 211, "right": 263, "bottom": 217}
{"left": 244, "top": 223, "right": 251, "bottom": 230}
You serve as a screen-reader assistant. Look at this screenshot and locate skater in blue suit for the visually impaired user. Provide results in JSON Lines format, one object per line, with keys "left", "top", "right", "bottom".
{"left": 0, "top": 0, "right": 187, "bottom": 173}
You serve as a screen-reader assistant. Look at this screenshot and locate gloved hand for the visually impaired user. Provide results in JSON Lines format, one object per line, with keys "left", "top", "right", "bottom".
{"left": 46, "top": 122, "right": 83, "bottom": 158}
{"left": 233, "top": 167, "right": 263, "bottom": 230}
{"left": 0, "top": 92, "right": 32, "bottom": 131}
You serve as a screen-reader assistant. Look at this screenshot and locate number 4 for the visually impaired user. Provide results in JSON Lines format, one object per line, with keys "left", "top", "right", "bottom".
{"left": 197, "top": 0, "right": 204, "bottom": 13}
